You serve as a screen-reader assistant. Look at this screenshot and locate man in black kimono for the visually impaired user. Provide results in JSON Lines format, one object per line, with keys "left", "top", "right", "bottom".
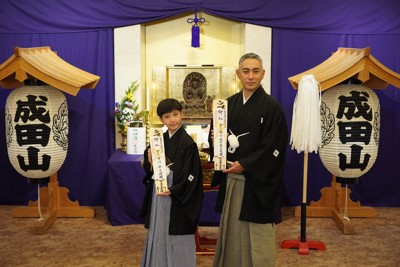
{"left": 211, "top": 53, "right": 288, "bottom": 267}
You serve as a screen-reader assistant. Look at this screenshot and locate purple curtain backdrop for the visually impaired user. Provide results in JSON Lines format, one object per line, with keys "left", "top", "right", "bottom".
{"left": 0, "top": 0, "right": 399, "bottom": 207}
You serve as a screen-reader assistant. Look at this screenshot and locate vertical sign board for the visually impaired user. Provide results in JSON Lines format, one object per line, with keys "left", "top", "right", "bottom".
{"left": 213, "top": 99, "right": 228, "bottom": 170}
{"left": 149, "top": 128, "right": 168, "bottom": 193}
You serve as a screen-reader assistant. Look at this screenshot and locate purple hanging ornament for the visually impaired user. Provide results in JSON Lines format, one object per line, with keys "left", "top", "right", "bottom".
{"left": 187, "top": 10, "right": 205, "bottom": 48}
{"left": 191, "top": 24, "right": 200, "bottom": 47}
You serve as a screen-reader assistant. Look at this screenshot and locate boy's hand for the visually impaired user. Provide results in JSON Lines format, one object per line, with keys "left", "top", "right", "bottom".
{"left": 147, "top": 149, "right": 152, "bottom": 165}
{"left": 156, "top": 190, "right": 171, "bottom": 196}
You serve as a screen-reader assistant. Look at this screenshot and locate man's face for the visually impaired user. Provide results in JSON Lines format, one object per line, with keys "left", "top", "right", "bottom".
{"left": 236, "top": 58, "right": 265, "bottom": 92}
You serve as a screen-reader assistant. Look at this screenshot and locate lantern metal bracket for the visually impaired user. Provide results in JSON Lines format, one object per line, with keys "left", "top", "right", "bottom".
{"left": 11, "top": 173, "right": 95, "bottom": 234}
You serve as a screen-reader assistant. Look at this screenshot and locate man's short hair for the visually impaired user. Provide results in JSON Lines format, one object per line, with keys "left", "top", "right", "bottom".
{"left": 238, "top": 52, "right": 263, "bottom": 66}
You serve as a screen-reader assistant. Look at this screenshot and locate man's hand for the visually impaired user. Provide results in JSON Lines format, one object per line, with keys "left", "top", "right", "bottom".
{"left": 223, "top": 161, "right": 244, "bottom": 174}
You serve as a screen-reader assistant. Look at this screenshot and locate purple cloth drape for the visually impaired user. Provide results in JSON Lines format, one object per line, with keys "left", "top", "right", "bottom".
{"left": 1, "top": 0, "right": 399, "bottom": 34}
{"left": 0, "top": 1, "right": 399, "bottom": 208}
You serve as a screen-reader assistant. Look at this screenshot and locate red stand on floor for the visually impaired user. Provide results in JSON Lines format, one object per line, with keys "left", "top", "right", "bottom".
{"left": 281, "top": 237, "right": 326, "bottom": 255}
{"left": 281, "top": 203, "right": 326, "bottom": 255}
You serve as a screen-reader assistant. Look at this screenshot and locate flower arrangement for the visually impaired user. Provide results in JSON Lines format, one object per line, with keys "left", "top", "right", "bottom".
{"left": 114, "top": 81, "right": 146, "bottom": 134}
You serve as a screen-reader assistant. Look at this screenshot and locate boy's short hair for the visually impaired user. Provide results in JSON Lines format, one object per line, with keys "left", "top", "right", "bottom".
{"left": 157, "top": 98, "right": 183, "bottom": 117}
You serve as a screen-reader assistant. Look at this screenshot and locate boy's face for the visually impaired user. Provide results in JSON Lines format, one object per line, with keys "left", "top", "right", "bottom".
{"left": 159, "top": 109, "right": 182, "bottom": 132}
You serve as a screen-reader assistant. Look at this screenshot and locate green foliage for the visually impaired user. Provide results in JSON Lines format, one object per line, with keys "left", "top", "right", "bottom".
{"left": 114, "top": 81, "right": 145, "bottom": 133}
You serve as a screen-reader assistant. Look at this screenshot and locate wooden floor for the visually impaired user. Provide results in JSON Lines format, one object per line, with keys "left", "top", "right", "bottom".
{"left": 1, "top": 205, "right": 399, "bottom": 267}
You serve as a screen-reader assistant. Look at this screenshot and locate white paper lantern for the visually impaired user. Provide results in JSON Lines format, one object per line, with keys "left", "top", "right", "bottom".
{"left": 319, "top": 83, "right": 380, "bottom": 183}
{"left": 5, "top": 85, "right": 68, "bottom": 181}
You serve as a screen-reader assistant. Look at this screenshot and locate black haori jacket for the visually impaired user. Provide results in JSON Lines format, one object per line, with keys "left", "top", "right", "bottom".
{"left": 210, "top": 87, "right": 288, "bottom": 224}
{"left": 140, "top": 126, "right": 204, "bottom": 235}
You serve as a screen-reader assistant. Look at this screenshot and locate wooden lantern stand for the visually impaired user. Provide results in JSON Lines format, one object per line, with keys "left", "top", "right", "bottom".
{"left": 294, "top": 175, "right": 377, "bottom": 234}
{"left": 11, "top": 173, "right": 95, "bottom": 235}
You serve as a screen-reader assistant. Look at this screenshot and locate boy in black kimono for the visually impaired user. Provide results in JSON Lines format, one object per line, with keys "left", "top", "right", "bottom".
{"left": 140, "top": 98, "right": 203, "bottom": 267}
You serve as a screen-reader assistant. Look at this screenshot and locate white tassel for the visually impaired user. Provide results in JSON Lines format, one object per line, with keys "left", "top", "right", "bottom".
{"left": 290, "top": 74, "right": 321, "bottom": 153}
{"left": 228, "top": 129, "right": 250, "bottom": 153}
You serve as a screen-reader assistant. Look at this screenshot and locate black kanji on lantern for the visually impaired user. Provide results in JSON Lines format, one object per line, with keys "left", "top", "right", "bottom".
{"left": 15, "top": 124, "right": 51, "bottom": 147}
{"left": 337, "top": 91, "right": 372, "bottom": 120}
{"left": 337, "top": 121, "right": 372, "bottom": 145}
{"left": 13, "top": 94, "right": 52, "bottom": 172}
{"left": 17, "top": 146, "right": 51, "bottom": 171}
{"left": 339, "top": 144, "right": 371, "bottom": 171}
{"left": 14, "top": 95, "right": 50, "bottom": 123}
{"left": 336, "top": 90, "right": 373, "bottom": 171}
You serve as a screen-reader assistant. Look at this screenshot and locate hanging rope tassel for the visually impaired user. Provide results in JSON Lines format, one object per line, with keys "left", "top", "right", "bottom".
{"left": 34, "top": 184, "right": 44, "bottom": 222}
{"left": 343, "top": 185, "right": 351, "bottom": 221}
{"left": 186, "top": 9, "right": 206, "bottom": 48}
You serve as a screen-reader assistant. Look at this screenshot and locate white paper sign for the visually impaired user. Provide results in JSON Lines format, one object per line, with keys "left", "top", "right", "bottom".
{"left": 213, "top": 99, "right": 228, "bottom": 170}
{"left": 149, "top": 128, "right": 168, "bottom": 193}
{"left": 126, "top": 127, "right": 146, "bottom": 155}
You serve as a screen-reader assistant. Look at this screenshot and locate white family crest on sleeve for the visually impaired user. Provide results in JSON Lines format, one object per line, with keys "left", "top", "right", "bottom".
{"left": 273, "top": 149, "right": 280, "bottom": 157}
{"left": 188, "top": 174, "right": 194, "bottom": 182}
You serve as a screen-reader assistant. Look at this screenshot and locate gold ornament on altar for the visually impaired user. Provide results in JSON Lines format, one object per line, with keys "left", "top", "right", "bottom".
{"left": 120, "top": 132, "right": 128, "bottom": 152}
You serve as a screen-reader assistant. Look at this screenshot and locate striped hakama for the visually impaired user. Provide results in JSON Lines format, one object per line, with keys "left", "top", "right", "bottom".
{"left": 213, "top": 173, "right": 275, "bottom": 267}
{"left": 141, "top": 172, "right": 196, "bottom": 267}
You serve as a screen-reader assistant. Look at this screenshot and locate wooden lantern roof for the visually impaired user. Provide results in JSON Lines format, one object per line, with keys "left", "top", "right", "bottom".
{"left": 0, "top": 46, "right": 100, "bottom": 96}
{"left": 288, "top": 47, "right": 400, "bottom": 91}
